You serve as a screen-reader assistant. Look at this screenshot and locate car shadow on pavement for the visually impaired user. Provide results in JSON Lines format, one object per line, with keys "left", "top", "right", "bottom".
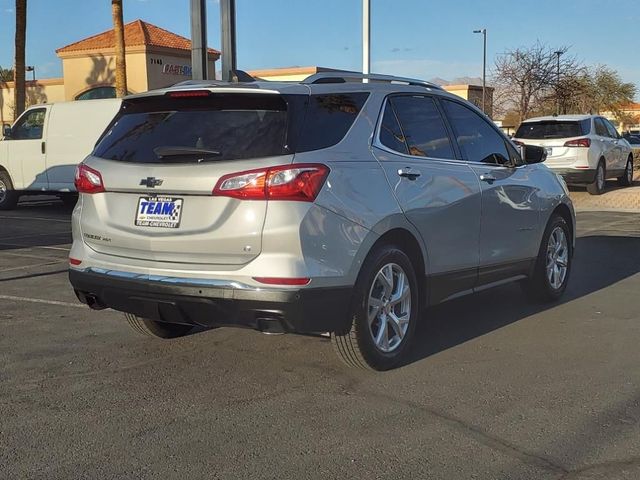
{"left": 405, "top": 234, "right": 640, "bottom": 367}
{"left": 0, "top": 200, "right": 74, "bottom": 251}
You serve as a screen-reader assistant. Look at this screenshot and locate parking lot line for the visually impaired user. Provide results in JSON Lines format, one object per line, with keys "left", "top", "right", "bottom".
{"left": 0, "top": 215, "right": 71, "bottom": 223}
{"left": 0, "top": 260, "right": 66, "bottom": 273}
{"left": 0, "top": 294, "right": 85, "bottom": 309}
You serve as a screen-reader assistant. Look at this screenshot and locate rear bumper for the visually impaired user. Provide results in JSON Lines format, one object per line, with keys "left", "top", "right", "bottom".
{"left": 552, "top": 168, "right": 596, "bottom": 185}
{"left": 69, "top": 268, "right": 352, "bottom": 334}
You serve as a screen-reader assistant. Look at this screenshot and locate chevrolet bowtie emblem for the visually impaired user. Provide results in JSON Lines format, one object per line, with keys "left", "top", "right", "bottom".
{"left": 140, "top": 177, "right": 163, "bottom": 188}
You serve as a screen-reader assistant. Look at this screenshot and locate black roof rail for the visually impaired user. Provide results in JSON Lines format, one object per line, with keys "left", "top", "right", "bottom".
{"left": 302, "top": 71, "right": 443, "bottom": 90}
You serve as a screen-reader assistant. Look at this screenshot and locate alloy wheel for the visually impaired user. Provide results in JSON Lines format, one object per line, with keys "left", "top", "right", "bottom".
{"left": 0, "top": 179, "right": 6, "bottom": 204}
{"left": 367, "top": 263, "right": 411, "bottom": 353}
{"left": 546, "top": 226, "right": 569, "bottom": 290}
{"left": 627, "top": 160, "right": 633, "bottom": 184}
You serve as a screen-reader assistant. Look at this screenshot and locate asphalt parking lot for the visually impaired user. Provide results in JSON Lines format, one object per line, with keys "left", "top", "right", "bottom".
{"left": 1, "top": 198, "right": 640, "bottom": 479}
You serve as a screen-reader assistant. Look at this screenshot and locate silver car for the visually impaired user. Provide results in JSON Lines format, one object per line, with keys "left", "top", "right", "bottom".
{"left": 69, "top": 72, "right": 575, "bottom": 371}
{"left": 513, "top": 115, "right": 634, "bottom": 195}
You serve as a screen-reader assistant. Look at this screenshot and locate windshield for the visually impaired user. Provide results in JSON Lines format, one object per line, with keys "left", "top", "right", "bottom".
{"left": 515, "top": 119, "right": 590, "bottom": 139}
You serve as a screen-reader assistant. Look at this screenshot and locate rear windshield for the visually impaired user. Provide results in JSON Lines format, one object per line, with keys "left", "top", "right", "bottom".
{"left": 515, "top": 119, "right": 590, "bottom": 139}
{"left": 93, "top": 92, "right": 369, "bottom": 163}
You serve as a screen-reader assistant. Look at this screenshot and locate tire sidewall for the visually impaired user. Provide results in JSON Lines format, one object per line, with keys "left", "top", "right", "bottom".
{"left": 0, "top": 171, "right": 17, "bottom": 210}
{"left": 537, "top": 216, "right": 572, "bottom": 300}
{"left": 596, "top": 161, "right": 606, "bottom": 192}
{"left": 352, "top": 246, "right": 419, "bottom": 370}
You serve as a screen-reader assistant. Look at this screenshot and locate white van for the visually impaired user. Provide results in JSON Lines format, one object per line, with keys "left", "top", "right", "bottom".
{"left": 0, "top": 98, "right": 121, "bottom": 209}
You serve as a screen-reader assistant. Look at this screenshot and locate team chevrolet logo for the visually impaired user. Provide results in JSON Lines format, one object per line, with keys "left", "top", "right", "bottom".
{"left": 140, "top": 177, "right": 163, "bottom": 188}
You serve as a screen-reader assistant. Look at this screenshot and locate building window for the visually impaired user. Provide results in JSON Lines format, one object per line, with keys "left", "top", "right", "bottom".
{"left": 75, "top": 86, "right": 117, "bottom": 100}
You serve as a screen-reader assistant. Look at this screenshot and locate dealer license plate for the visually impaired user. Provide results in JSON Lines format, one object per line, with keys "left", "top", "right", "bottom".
{"left": 135, "top": 196, "right": 183, "bottom": 228}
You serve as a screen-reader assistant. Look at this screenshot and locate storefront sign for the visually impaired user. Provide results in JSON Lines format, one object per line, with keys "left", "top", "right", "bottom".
{"left": 162, "top": 64, "right": 192, "bottom": 77}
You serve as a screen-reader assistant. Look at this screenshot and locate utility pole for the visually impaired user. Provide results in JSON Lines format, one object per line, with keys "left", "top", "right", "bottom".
{"left": 362, "top": 0, "right": 370, "bottom": 80}
{"left": 220, "top": 0, "right": 237, "bottom": 82}
{"left": 473, "top": 28, "right": 487, "bottom": 114}
{"left": 190, "top": 0, "right": 208, "bottom": 80}
{"left": 554, "top": 50, "right": 563, "bottom": 115}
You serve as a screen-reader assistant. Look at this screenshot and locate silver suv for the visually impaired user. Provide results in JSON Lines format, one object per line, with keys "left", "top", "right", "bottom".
{"left": 513, "top": 115, "right": 634, "bottom": 195}
{"left": 69, "top": 72, "right": 575, "bottom": 370}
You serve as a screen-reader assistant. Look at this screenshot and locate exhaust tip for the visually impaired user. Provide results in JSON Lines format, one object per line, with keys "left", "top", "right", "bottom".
{"left": 256, "top": 317, "right": 287, "bottom": 335}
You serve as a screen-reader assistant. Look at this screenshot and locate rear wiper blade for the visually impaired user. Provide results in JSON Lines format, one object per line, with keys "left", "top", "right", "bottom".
{"left": 153, "top": 146, "right": 221, "bottom": 158}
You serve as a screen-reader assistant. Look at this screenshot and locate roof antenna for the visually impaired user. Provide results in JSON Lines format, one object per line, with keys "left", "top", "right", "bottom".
{"left": 231, "top": 69, "right": 256, "bottom": 83}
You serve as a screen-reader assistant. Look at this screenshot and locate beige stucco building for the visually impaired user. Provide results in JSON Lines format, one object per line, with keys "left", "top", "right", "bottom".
{"left": 1, "top": 19, "right": 220, "bottom": 124}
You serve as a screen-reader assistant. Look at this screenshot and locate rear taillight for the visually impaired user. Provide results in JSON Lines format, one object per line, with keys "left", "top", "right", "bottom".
{"left": 213, "top": 164, "right": 329, "bottom": 202}
{"left": 74, "top": 164, "right": 105, "bottom": 194}
{"left": 69, "top": 257, "right": 82, "bottom": 266}
{"left": 564, "top": 138, "right": 591, "bottom": 148}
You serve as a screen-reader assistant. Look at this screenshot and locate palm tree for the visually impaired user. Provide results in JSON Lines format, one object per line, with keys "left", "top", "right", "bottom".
{"left": 14, "top": 0, "right": 26, "bottom": 118}
{"left": 111, "top": 0, "right": 127, "bottom": 97}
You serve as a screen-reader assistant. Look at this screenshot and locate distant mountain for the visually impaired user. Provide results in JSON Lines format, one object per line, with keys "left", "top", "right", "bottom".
{"left": 429, "top": 76, "right": 484, "bottom": 86}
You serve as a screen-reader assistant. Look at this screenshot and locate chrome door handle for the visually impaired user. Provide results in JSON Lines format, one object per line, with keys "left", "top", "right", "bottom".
{"left": 398, "top": 168, "right": 421, "bottom": 180}
{"left": 479, "top": 173, "right": 496, "bottom": 183}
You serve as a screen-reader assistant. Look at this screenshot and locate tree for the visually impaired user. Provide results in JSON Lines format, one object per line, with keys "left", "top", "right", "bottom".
{"left": 0, "top": 66, "right": 14, "bottom": 82}
{"left": 111, "top": 0, "right": 127, "bottom": 97}
{"left": 492, "top": 42, "right": 582, "bottom": 122}
{"left": 13, "top": 0, "right": 26, "bottom": 118}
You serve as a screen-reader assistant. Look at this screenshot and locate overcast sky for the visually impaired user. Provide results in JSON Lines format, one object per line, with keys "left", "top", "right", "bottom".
{"left": 0, "top": 0, "right": 638, "bottom": 99}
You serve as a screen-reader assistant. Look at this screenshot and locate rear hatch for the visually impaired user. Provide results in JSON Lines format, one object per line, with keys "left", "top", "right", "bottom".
{"left": 80, "top": 90, "right": 298, "bottom": 266}
{"left": 514, "top": 119, "right": 590, "bottom": 167}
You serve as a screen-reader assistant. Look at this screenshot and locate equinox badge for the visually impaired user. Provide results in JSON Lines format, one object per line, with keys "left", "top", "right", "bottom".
{"left": 140, "top": 177, "right": 163, "bottom": 188}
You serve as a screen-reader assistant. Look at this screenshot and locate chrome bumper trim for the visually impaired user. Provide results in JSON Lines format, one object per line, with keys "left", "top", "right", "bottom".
{"left": 84, "top": 267, "right": 254, "bottom": 290}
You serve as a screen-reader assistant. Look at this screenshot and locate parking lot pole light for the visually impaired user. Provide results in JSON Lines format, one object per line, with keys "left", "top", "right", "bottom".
{"left": 362, "top": 0, "right": 370, "bottom": 82}
{"left": 220, "top": 0, "right": 237, "bottom": 82}
{"left": 25, "top": 66, "right": 35, "bottom": 82}
{"left": 555, "top": 50, "right": 563, "bottom": 115}
{"left": 473, "top": 29, "right": 487, "bottom": 114}
{"left": 190, "top": 0, "right": 208, "bottom": 80}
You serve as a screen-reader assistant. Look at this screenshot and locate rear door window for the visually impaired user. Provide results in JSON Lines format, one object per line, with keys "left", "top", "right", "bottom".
{"left": 515, "top": 120, "right": 589, "bottom": 139}
{"left": 594, "top": 118, "right": 610, "bottom": 137}
{"left": 441, "top": 99, "right": 510, "bottom": 165}
{"left": 379, "top": 102, "right": 409, "bottom": 154}
{"left": 388, "top": 95, "right": 454, "bottom": 159}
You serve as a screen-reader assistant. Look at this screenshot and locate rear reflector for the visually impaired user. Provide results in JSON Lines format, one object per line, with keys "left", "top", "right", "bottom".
{"left": 253, "top": 277, "right": 311, "bottom": 286}
{"left": 167, "top": 90, "right": 211, "bottom": 98}
{"left": 564, "top": 138, "right": 591, "bottom": 147}
{"left": 74, "top": 164, "right": 105, "bottom": 194}
{"left": 213, "top": 164, "right": 329, "bottom": 202}
{"left": 69, "top": 258, "right": 82, "bottom": 266}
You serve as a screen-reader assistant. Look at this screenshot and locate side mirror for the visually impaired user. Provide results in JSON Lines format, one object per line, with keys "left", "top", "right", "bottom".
{"left": 519, "top": 144, "right": 546, "bottom": 164}
{"left": 2, "top": 124, "right": 11, "bottom": 139}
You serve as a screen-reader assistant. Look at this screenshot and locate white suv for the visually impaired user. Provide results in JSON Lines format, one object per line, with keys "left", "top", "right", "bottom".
{"left": 513, "top": 115, "right": 634, "bottom": 194}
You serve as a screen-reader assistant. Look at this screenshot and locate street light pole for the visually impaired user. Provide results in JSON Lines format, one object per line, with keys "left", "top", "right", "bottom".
{"left": 554, "top": 50, "right": 563, "bottom": 115}
{"left": 25, "top": 65, "right": 35, "bottom": 82}
{"left": 362, "top": 0, "right": 370, "bottom": 82}
{"left": 190, "top": 0, "right": 208, "bottom": 80}
{"left": 473, "top": 29, "right": 487, "bottom": 114}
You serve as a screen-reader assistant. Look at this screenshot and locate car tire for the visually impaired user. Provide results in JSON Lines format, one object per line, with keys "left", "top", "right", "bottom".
{"left": 617, "top": 156, "right": 634, "bottom": 187}
{"left": 0, "top": 170, "right": 19, "bottom": 210}
{"left": 586, "top": 160, "right": 606, "bottom": 195}
{"left": 331, "top": 245, "right": 419, "bottom": 371}
{"left": 125, "top": 313, "right": 193, "bottom": 339}
{"left": 521, "top": 214, "right": 572, "bottom": 303}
